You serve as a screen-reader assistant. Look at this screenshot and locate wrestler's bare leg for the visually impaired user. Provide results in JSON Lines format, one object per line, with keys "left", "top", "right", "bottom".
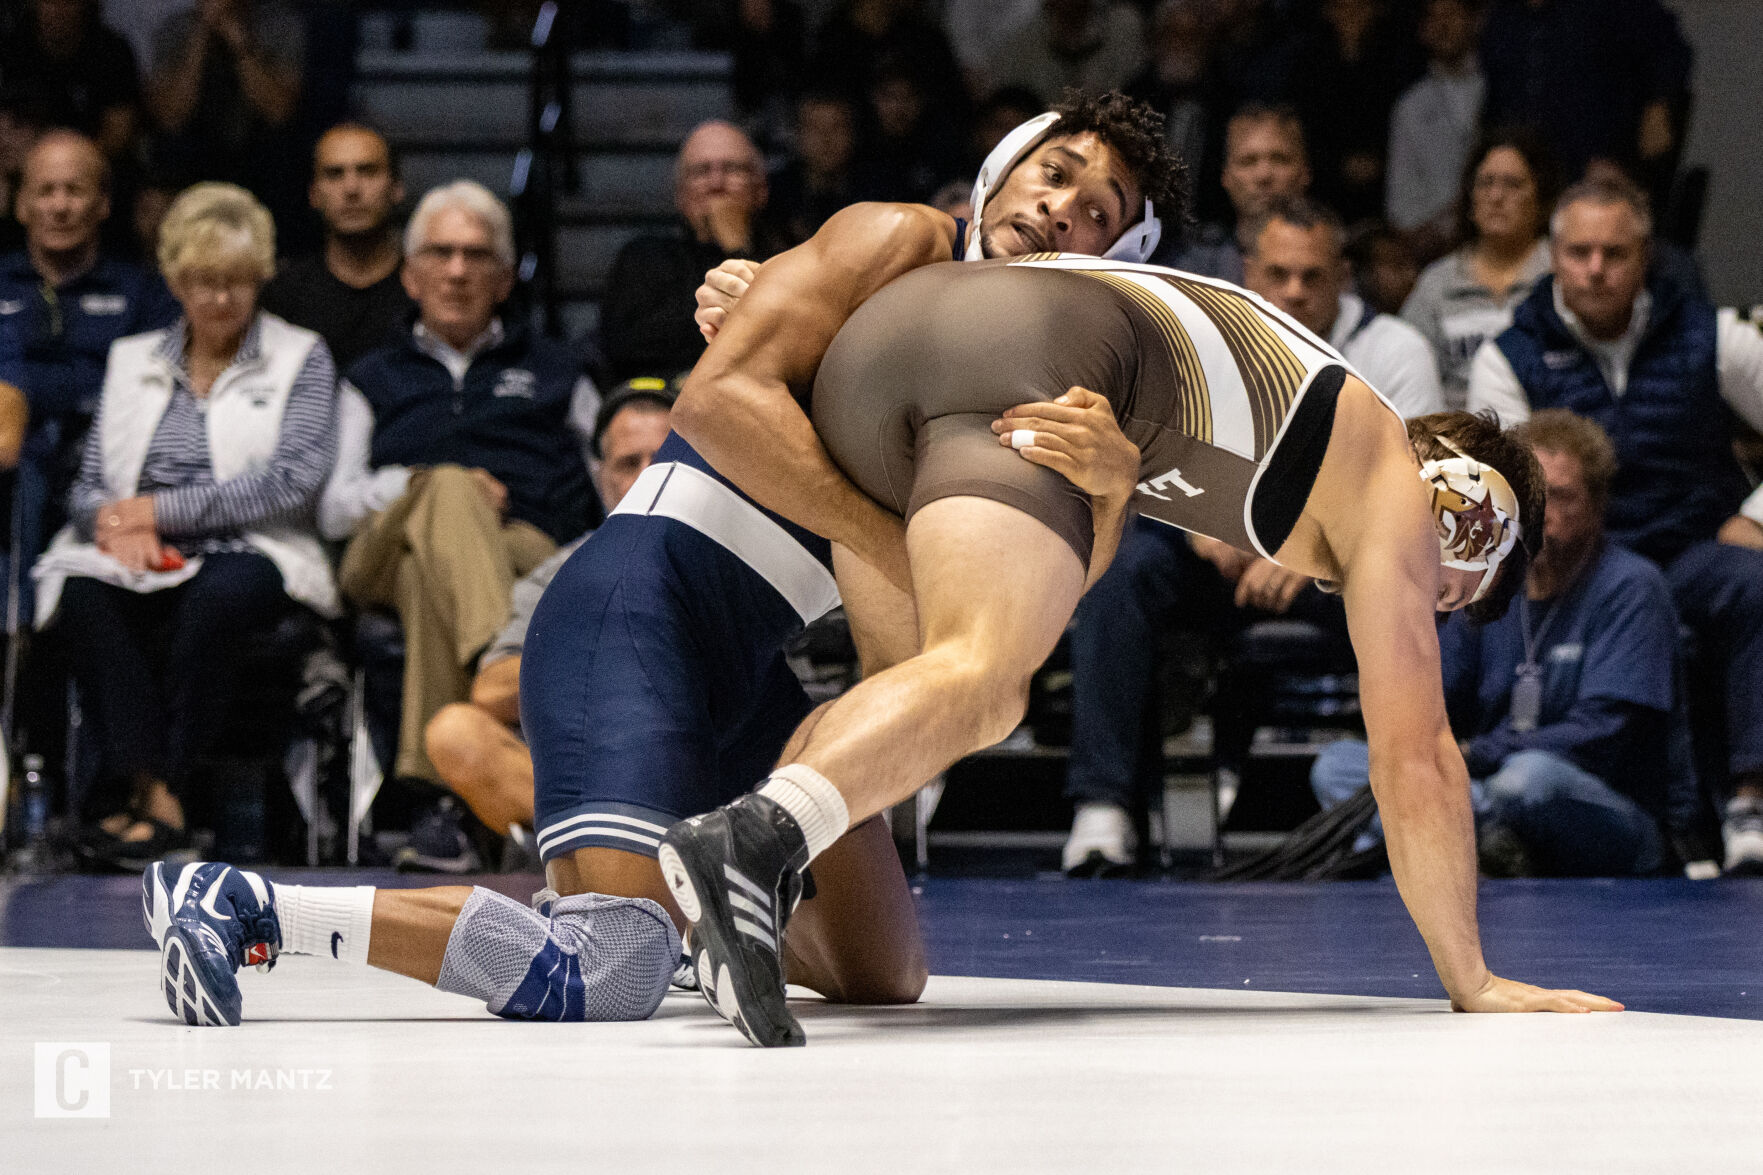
{"left": 785, "top": 496, "right": 1085, "bottom": 823}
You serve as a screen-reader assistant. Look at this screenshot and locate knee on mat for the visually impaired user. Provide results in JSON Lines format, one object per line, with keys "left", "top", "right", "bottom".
{"left": 439, "top": 888, "right": 681, "bottom": 1023}
{"left": 821, "top": 967, "right": 927, "bottom": 1007}
{"left": 803, "top": 944, "right": 928, "bottom": 1005}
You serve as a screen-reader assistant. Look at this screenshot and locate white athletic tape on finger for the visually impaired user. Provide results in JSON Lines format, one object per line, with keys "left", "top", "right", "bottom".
{"left": 1011, "top": 429, "right": 1036, "bottom": 451}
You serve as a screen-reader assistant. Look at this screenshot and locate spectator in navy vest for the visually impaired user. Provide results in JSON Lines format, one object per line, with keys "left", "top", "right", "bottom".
{"left": 1311, "top": 409, "right": 1678, "bottom": 876}
{"left": 33, "top": 182, "right": 340, "bottom": 868}
{"left": 600, "top": 121, "right": 787, "bottom": 383}
{"left": 416, "top": 379, "right": 674, "bottom": 870}
{"left": 1059, "top": 194, "right": 1444, "bottom": 875}
{"left": 1478, "top": 0, "right": 1690, "bottom": 192}
{"left": 330, "top": 180, "right": 598, "bottom": 791}
{"left": 2, "top": 130, "right": 178, "bottom": 573}
{"left": 1468, "top": 177, "right": 1763, "bottom": 875}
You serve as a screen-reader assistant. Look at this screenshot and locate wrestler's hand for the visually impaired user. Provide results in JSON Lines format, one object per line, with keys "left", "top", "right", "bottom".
{"left": 1450, "top": 973, "right": 1624, "bottom": 1014}
{"left": 992, "top": 387, "right": 1138, "bottom": 506}
{"left": 694, "top": 258, "right": 763, "bottom": 341}
{"left": 1234, "top": 557, "right": 1309, "bottom": 614}
{"left": 1190, "top": 534, "right": 1256, "bottom": 582}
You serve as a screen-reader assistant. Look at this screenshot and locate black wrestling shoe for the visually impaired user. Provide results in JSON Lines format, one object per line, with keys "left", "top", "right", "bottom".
{"left": 658, "top": 794, "right": 809, "bottom": 1047}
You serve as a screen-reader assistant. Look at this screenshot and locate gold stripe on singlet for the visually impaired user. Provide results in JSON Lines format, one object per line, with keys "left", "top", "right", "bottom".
{"left": 1071, "top": 270, "right": 1213, "bottom": 444}
{"left": 1158, "top": 275, "right": 1306, "bottom": 458}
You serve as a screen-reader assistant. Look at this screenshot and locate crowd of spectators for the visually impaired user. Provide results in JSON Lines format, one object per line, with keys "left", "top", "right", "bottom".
{"left": 1, "top": 0, "right": 1758, "bottom": 884}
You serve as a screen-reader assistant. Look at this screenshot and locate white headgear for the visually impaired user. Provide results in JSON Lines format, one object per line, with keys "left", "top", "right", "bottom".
{"left": 964, "top": 111, "right": 1162, "bottom": 263}
{"left": 1418, "top": 436, "right": 1523, "bottom": 606}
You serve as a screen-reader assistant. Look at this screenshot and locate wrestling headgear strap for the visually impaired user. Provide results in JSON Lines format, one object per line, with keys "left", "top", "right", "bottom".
{"left": 1418, "top": 436, "right": 1523, "bottom": 605}
{"left": 964, "top": 112, "right": 1162, "bottom": 264}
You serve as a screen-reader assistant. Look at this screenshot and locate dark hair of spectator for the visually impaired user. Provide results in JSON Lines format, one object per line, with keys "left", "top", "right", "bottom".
{"left": 1226, "top": 102, "right": 1308, "bottom": 159}
{"left": 594, "top": 378, "right": 677, "bottom": 458}
{"left": 314, "top": 121, "right": 404, "bottom": 183}
{"left": 980, "top": 86, "right": 1049, "bottom": 121}
{"left": 1551, "top": 175, "right": 1654, "bottom": 241}
{"left": 1047, "top": 90, "right": 1189, "bottom": 225}
{"left": 1240, "top": 195, "right": 1344, "bottom": 257}
{"left": 1456, "top": 127, "right": 1562, "bottom": 245}
{"left": 1407, "top": 410, "right": 1546, "bottom": 625}
{"left": 1514, "top": 408, "right": 1619, "bottom": 513}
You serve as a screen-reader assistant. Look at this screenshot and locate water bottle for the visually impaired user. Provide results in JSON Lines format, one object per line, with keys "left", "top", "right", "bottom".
{"left": 20, "top": 754, "right": 48, "bottom": 847}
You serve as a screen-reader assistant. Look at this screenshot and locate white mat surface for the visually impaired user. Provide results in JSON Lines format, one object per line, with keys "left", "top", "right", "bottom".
{"left": 4, "top": 948, "right": 1758, "bottom": 1174}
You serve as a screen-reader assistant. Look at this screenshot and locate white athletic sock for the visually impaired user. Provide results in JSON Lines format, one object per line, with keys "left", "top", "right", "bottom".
{"left": 272, "top": 884, "right": 376, "bottom": 966}
{"left": 758, "top": 764, "right": 850, "bottom": 862}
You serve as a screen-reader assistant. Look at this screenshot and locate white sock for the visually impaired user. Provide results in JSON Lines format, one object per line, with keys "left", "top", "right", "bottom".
{"left": 272, "top": 884, "right": 376, "bottom": 966}
{"left": 758, "top": 764, "right": 850, "bottom": 862}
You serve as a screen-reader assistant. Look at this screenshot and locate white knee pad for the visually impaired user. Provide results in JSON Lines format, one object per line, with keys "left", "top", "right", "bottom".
{"left": 436, "top": 887, "right": 681, "bottom": 1022}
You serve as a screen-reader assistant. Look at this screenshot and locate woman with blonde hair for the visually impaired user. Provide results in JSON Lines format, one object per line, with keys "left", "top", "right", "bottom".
{"left": 34, "top": 182, "right": 340, "bottom": 866}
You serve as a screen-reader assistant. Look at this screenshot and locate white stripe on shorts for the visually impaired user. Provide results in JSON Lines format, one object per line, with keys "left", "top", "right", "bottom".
{"left": 610, "top": 461, "right": 841, "bottom": 625}
{"left": 537, "top": 812, "right": 668, "bottom": 855}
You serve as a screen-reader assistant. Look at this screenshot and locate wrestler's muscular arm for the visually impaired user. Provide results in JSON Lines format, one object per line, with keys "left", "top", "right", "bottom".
{"left": 1327, "top": 392, "right": 1620, "bottom": 1013}
{"left": 672, "top": 203, "right": 956, "bottom": 592}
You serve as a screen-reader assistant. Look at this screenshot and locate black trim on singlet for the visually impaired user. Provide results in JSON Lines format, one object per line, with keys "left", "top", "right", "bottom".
{"left": 1250, "top": 364, "right": 1346, "bottom": 554}
{"left": 952, "top": 217, "right": 967, "bottom": 261}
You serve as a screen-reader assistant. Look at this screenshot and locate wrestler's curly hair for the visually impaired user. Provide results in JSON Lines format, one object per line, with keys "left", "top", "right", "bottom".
{"left": 1408, "top": 411, "right": 1547, "bottom": 626}
{"left": 1048, "top": 89, "right": 1190, "bottom": 225}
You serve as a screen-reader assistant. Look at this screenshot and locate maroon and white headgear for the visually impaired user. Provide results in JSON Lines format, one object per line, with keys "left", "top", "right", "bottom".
{"left": 964, "top": 112, "right": 1162, "bottom": 264}
{"left": 1418, "top": 437, "right": 1523, "bottom": 605}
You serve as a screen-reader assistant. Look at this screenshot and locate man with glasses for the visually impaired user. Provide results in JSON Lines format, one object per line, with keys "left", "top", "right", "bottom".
{"left": 327, "top": 180, "right": 599, "bottom": 845}
{"left": 601, "top": 120, "right": 785, "bottom": 382}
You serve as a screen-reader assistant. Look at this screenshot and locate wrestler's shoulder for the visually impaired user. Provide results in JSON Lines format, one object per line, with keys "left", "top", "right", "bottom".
{"left": 816, "top": 202, "right": 959, "bottom": 262}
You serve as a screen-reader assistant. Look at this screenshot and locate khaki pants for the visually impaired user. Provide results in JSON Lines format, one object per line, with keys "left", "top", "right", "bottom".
{"left": 339, "top": 465, "right": 555, "bottom": 782}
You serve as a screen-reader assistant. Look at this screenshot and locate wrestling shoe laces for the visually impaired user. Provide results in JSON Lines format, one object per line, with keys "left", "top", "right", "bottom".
{"left": 658, "top": 793, "right": 809, "bottom": 1047}
{"left": 142, "top": 861, "right": 282, "bottom": 1027}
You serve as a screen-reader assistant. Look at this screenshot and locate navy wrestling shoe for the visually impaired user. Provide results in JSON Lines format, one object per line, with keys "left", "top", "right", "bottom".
{"left": 141, "top": 862, "right": 281, "bottom": 1027}
{"left": 658, "top": 794, "right": 809, "bottom": 1047}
